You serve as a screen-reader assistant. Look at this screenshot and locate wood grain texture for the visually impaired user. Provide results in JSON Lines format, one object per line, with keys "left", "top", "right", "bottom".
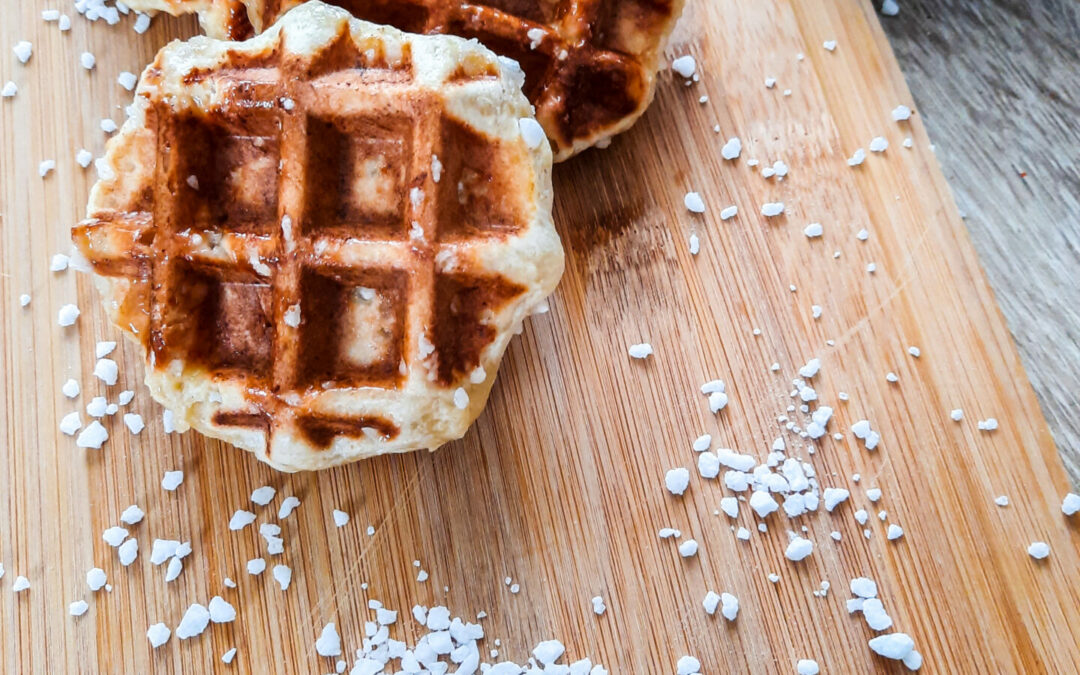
{"left": 877, "top": 0, "right": 1080, "bottom": 485}
{"left": 0, "top": 0, "right": 1078, "bottom": 673}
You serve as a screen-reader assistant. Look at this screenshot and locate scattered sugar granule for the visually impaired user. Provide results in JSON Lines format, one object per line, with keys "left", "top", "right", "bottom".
{"left": 223, "top": 578, "right": 237, "bottom": 589}
{"left": 892, "top": 105, "right": 912, "bottom": 121}
{"left": 12, "top": 576, "right": 30, "bottom": 592}
{"left": 868, "top": 633, "right": 915, "bottom": 661}
{"left": 994, "top": 495, "right": 1009, "bottom": 507}
{"left": 250, "top": 486, "right": 275, "bottom": 505}
{"left": 885, "top": 372, "right": 899, "bottom": 383}
{"left": 702, "top": 590, "right": 721, "bottom": 615}
{"left": 881, "top": 0, "right": 900, "bottom": 16}
{"left": 591, "top": 595, "right": 607, "bottom": 615}
{"left": 102, "top": 526, "right": 128, "bottom": 547}
{"left": 117, "top": 71, "right": 137, "bottom": 91}
{"left": 50, "top": 253, "right": 70, "bottom": 272}
{"left": 720, "top": 205, "right": 738, "bottom": 220}
{"left": 39, "top": 160, "right": 57, "bottom": 177}
{"left": 765, "top": 77, "right": 777, "bottom": 88}
{"left": 453, "top": 387, "right": 469, "bottom": 410}
{"left": 671, "top": 55, "right": 697, "bottom": 78}
{"left": 823, "top": 40, "right": 838, "bottom": 51}
{"left": 628, "top": 343, "right": 653, "bottom": 359}
{"left": 86, "top": 568, "right": 107, "bottom": 591}
{"left": 222, "top": 648, "right": 237, "bottom": 664}
{"left": 749, "top": 490, "right": 779, "bottom": 518}
{"left": 950, "top": 409, "right": 964, "bottom": 421}
{"left": 850, "top": 577, "right": 878, "bottom": 598}
{"left": 1063, "top": 493, "right": 1080, "bottom": 516}
{"left": 693, "top": 434, "right": 712, "bottom": 452}
{"left": 100, "top": 118, "right": 118, "bottom": 134}
{"left": 869, "top": 137, "right": 889, "bottom": 152}
{"left": 761, "top": 202, "right": 785, "bottom": 217}
{"left": 908, "top": 346, "right": 921, "bottom": 358}
{"left": 176, "top": 603, "right": 211, "bottom": 639}
{"left": 721, "top": 137, "right": 742, "bottom": 160}
{"left": 886, "top": 524, "right": 904, "bottom": 541}
{"left": 59, "top": 14, "right": 71, "bottom": 30}
{"left": 867, "top": 262, "right": 878, "bottom": 274}
{"left": 208, "top": 596, "right": 236, "bottom": 623}
{"left": 60, "top": 412, "right": 83, "bottom": 436}
{"left": 19, "top": 294, "right": 31, "bottom": 307}
{"left": 804, "top": 223, "right": 823, "bottom": 238}
{"left": 676, "top": 655, "right": 702, "bottom": 675}
{"left": 146, "top": 623, "right": 171, "bottom": 648}
{"left": 247, "top": 558, "right": 266, "bottom": 575}
{"left": 76, "top": 421, "right": 108, "bottom": 449}
{"left": 977, "top": 418, "right": 999, "bottom": 432}
{"left": 86, "top": 397, "right": 108, "bottom": 418}
{"left": 797, "top": 659, "right": 820, "bottom": 675}
{"left": 161, "top": 471, "right": 184, "bottom": 491}
{"left": 863, "top": 598, "right": 893, "bottom": 630}
{"left": 278, "top": 496, "right": 301, "bottom": 519}
{"left": 697, "top": 452, "right": 720, "bottom": 479}
{"left": 684, "top": 191, "right": 706, "bottom": 215}
{"left": 709, "top": 391, "right": 729, "bottom": 413}
{"left": 62, "top": 379, "right": 81, "bottom": 398}
{"left": 533, "top": 640, "right": 566, "bottom": 666}
{"left": 678, "top": 539, "right": 699, "bottom": 558}
{"left": 134, "top": 13, "right": 152, "bottom": 33}
{"left": 229, "top": 510, "right": 256, "bottom": 531}
{"left": 720, "top": 497, "right": 739, "bottom": 518}
{"left": 123, "top": 414, "right": 144, "bottom": 434}
{"left": 272, "top": 564, "right": 292, "bottom": 590}
{"left": 720, "top": 593, "right": 739, "bottom": 621}
{"left": 75, "top": 149, "right": 94, "bottom": 168}
{"left": 58, "top": 304, "right": 80, "bottom": 326}
{"left": 120, "top": 504, "right": 144, "bottom": 524}
{"left": 69, "top": 600, "right": 89, "bottom": 617}
{"left": 79, "top": 52, "right": 96, "bottom": 70}
{"left": 332, "top": 510, "right": 350, "bottom": 527}
{"left": 847, "top": 148, "right": 866, "bottom": 166}
{"left": 903, "top": 136, "right": 914, "bottom": 148}
{"left": 866, "top": 487, "right": 883, "bottom": 502}
{"left": 118, "top": 539, "right": 138, "bottom": 566}
{"left": 165, "top": 557, "right": 183, "bottom": 582}
{"left": 785, "top": 537, "right": 813, "bottom": 562}
{"left": 315, "top": 622, "right": 342, "bottom": 657}
{"left": 518, "top": 118, "right": 545, "bottom": 150}
{"left": 1027, "top": 542, "right": 1050, "bottom": 560}
{"left": 1, "top": 81, "right": 17, "bottom": 98}
{"left": 665, "top": 468, "right": 690, "bottom": 496}
{"left": 13, "top": 41, "right": 33, "bottom": 64}
{"left": 823, "top": 488, "right": 850, "bottom": 512}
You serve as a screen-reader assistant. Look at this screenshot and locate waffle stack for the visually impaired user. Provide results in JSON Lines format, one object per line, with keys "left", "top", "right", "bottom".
{"left": 73, "top": 3, "right": 563, "bottom": 471}
{"left": 124, "top": 0, "right": 686, "bottom": 159}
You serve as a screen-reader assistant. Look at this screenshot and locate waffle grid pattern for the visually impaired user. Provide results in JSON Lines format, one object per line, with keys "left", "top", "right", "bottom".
{"left": 132, "top": 0, "right": 684, "bottom": 159}
{"left": 75, "top": 29, "right": 531, "bottom": 456}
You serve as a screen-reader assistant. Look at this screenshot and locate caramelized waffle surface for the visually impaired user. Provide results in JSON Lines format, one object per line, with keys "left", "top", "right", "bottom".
{"left": 125, "top": 0, "right": 686, "bottom": 160}
{"left": 72, "top": 2, "right": 563, "bottom": 471}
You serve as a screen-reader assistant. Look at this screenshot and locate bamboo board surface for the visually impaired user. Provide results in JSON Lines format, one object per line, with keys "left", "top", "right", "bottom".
{"left": 1, "top": 0, "right": 1078, "bottom": 673}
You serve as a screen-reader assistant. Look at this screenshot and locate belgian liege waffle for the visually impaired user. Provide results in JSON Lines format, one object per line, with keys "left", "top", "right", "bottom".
{"left": 125, "top": 0, "right": 686, "bottom": 160}
{"left": 72, "top": 2, "right": 564, "bottom": 471}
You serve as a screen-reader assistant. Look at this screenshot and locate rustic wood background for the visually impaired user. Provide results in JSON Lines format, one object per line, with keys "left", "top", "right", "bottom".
{"left": 879, "top": 0, "right": 1080, "bottom": 483}
{"left": 0, "top": 0, "right": 1077, "bottom": 673}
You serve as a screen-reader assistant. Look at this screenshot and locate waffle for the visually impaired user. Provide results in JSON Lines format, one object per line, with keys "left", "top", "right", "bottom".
{"left": 124, "top": 0, "right": 686, "bottom": 160}
{"left": 72, "top": 2, "right": 563, "bottom": 472}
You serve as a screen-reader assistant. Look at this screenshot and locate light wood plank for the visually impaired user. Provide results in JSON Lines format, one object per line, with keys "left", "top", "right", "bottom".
{"left": 0, "top": 0, "right": 1076, "bottom": 672}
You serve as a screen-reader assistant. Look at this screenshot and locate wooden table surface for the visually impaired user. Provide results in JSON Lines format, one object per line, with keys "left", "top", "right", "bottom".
{"left": 879, "top": 0, "right": 1080, "bottom": 485}
{"left": 1, "top": 0, "right": 1078, "bottom": 673}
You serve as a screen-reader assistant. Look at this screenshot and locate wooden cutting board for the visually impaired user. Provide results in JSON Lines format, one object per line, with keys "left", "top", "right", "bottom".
{"left": 1, "top": 0, "right": 1077, "bottom": 672}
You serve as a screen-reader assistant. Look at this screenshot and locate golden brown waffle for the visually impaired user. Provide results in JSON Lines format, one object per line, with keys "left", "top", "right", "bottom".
{"left": 126, "top": 0, "right": 686, "bottom": 160}
{"left": 72, "top": 2, "right": 563, "bottom": 471}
